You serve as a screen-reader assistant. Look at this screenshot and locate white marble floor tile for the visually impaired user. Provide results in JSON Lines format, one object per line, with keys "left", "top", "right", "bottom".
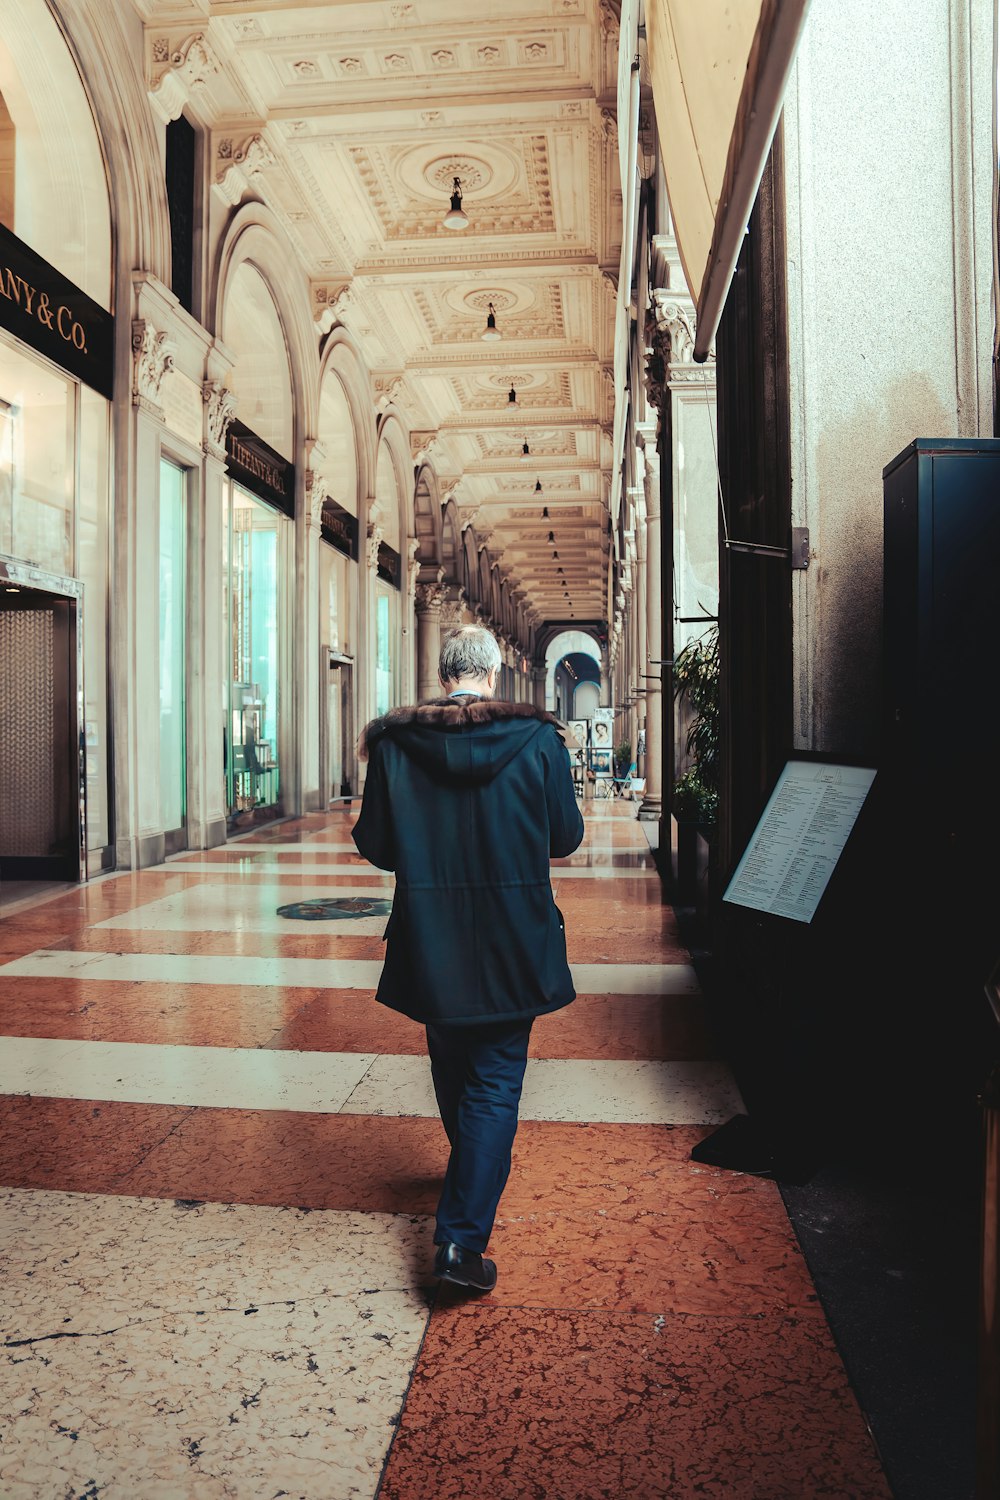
{"left": 198, "top": 840, "right": 363, "bottom": 853}
{"left": 159, "top": 861, "right": 391, "bottom": 878}
{"left": 0, "top": 951, "right": 698, "bottom": 998}
{"left": 544, "top": 865, "right": 657, "bottom": 879}
{"left": 0, "top": 950, "right": 389, "bottom": 989}
{"left": 570, "top": 963, "right": 701, "bottom": 995}
{"left": 341, "top": 1055, "right": 743, "bottom": 1126}
{"left": 0, "top": 1036, "right": 377, "bottom": 1112}
{"left": 0, "top": 1190, "right": 433, "bottom": 1500}
{"left": 95, "top": 885, "right": 394, "bottom": 934}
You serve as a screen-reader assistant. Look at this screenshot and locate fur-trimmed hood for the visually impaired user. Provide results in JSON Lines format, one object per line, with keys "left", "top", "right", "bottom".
{"left": 359, "top": 697, "right": 567, "bottom": 786}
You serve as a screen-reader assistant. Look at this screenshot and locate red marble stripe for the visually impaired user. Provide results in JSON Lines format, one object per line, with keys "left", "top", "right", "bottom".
{"left": 379, "top": 1304, "right": 892, "bottom": 1500}
{"left": 0, "top": 981, "right": 710, "bottom": 1059}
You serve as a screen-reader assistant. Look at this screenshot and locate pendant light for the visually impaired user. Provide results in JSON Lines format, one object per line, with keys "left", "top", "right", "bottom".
{"left": 481, "top": 302, "right": 501, "bottom": 341}
{"left": 442, "top": 177, "right": 469, "bottom": 230}
{"left": 541, "top": 505, "right": 549, "bottom": 518}
{"left": 547, "top": 531, "right": 555, "bottom": 543}
{"left": 507, "top": 384, "right": 517, "bottom": 405}
{"left": 521, "top": 439, "right": 530, "bottom": 459}
{"left": 534, "top": 478, "right": 542, "bottom": 493}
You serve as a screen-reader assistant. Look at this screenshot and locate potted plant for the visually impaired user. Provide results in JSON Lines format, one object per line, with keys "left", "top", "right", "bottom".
{"left": 671, "top": 625, "right": 719, "bottom": 904}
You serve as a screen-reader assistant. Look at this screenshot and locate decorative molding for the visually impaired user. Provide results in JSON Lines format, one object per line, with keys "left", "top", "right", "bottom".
{"left": 406, "top": 536, "right": 421, "bottom": 596}
{"left": 415, "top": 581, "right": 447, "bottom": 613}
{"left": 374, "top": 374, "right": 405, "bottom": 409}
{"left": 409, "top": 430, "right": 438, "bottom": 463}
{"left": 131, "top": 319, "right": 175, "bottom": 414}
{"left": 203, "top": 380, "right": 237, "bottom": 456}
{"left": 651, "top": 289, "right": 715, "bottom": 365}
{"left": 148, "top": 31, "right": 219, "bottom": 124}
{"left": 312, "top": 281, "right": 353, "bottom": 334}
{"left": 366, "top": 522, "right": 384, "bottom": 571}
{"left": 439, "top": 588, "right": 466, "bottom": 628}
{"left": 213, "top": 133, "right": 277, "bottom": 206}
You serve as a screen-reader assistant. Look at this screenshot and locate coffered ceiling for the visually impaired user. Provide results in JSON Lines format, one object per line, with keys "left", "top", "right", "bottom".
{"left": 134, "top": 0, "right": 623, "bottom": 626}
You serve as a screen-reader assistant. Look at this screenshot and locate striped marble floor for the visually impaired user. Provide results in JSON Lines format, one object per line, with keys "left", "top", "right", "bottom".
{"left": 0, "top": 801, "right": 891, "bottom": 1499}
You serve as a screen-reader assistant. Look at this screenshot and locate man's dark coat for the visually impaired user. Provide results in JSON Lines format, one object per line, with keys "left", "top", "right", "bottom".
{"left": 352, "top": 697, "right": 585, "bottom": 1027}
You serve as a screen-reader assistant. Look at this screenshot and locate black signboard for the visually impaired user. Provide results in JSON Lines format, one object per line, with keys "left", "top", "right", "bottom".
{"left": 226, "top": 418, "right": 295, "bottom": 517}
{"left": 320, "top": 496, "right": 358, "bottom": 561}
{"left": 377, "top": 540, "right": 401, "bottom": 588}
{"left": 0, "top": 221, "right": 113, "bottom": 399}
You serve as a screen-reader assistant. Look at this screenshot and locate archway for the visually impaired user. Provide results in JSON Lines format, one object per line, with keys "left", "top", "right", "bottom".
{"left": 543, "top": 628, "right": 605, "bottom": 716}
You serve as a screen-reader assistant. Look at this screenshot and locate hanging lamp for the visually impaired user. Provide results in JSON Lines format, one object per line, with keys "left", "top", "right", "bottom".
{"left": 481, "top": 302, "right": 501, "bottom": 341}
{"left": 442, "top": 177, "right": 469, "bottom": 230}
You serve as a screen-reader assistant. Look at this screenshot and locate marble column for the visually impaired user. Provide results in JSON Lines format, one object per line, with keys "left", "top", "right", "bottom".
{"left": 532, "top": 665, "right": 547, "bottom": 711}
{"left": 415, "top": 582, "right": 445, "bottom": 703}
{"left": 637, "top": 428, "right": 663, "bottom": 821}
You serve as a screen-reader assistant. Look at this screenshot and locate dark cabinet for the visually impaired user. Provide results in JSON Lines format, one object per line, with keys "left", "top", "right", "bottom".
{"left": 882, "top": 436, "right": 1000, "bottom": 1056}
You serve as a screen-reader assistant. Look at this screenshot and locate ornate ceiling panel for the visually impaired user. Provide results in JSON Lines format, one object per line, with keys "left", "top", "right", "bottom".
{"left": 134, "top": 0, "right": 620, "bottom": 624}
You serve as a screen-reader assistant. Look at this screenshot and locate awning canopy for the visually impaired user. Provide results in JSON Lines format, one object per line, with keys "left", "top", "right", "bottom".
{"left": 646, "top": 0, "right": 811, "bottom": 361}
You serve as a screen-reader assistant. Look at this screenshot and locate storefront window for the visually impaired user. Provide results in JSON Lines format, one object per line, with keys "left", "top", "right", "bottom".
{"left": 223, "top": 484, "right": 285, "bottom": 823}
{"left": 375, "top": 583, "right": 394, "bottom": 717}
{"left": 0, "top": 334, "right": 73, "bottom": 576}
{"left": 159, "top": 460, "right": 186, "bottom": 837}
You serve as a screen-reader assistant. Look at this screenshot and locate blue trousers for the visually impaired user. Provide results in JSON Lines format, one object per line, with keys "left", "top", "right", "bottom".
{"left": 425, "top": 1018, "right": 534, "bottom": 1254}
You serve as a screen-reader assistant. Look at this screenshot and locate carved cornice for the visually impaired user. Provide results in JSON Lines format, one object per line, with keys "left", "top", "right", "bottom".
{"left": 131, "top": 319, "right": 175, "bottom": 415}
{"left": 375, "top": 374, "right": 405, "bottom": 410}
{"left": 148, "top": 31, "right": 219, "bottom": 125}
{"left": 366, "top": 522, "right": 384, "bottom": 571}
{"left": 213, "top": 133, "right": 277, "bottom": 206}
{"left": 203, "top": 379, "right": 237, "bottom": 456}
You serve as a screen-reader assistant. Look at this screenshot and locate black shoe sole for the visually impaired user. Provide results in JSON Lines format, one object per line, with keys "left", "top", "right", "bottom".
{"left": 434, "top": 1267, "right": 497, "bottom": 1293}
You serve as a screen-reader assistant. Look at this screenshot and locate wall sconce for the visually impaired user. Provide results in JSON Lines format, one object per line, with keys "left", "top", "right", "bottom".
{"left": 442, "top": 177, "right": 469, "bottom": 230}
{"left": 481, "top": 302, "right": 501, "bottom": 341}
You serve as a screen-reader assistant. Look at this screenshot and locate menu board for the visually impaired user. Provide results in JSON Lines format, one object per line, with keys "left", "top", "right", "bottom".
{"left": 723, "top": 760, "right": 877, "bottom": 923}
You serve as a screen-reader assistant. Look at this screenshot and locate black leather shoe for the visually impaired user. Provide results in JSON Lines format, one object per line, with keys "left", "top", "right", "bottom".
{"left": 433, "top": 1241, "right": 497, "bottom": 1292}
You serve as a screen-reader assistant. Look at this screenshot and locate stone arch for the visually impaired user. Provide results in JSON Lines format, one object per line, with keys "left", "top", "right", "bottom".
{"left": 213, "top": 203, "right": 319, "bottom": 447}
{"left": 49, "top": 0, "right": 172, "bottom": 294}
{"left": 317, "top": 328, "right": 374, "bottom": 516}
{"left": 440, "top": 497, "right": 461, "bottom": 584}
{"left": 413, "top": 463, "right": 442, "bottom": 572}
{"left": 461, "top": 526, "right": 477, "bottom": 604}
{"left": 374, "top": 409, "right": 412, "bottom": 551}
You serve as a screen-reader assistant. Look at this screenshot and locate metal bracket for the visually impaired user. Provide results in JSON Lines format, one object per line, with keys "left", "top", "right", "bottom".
{"left": 791, "top": 526, "right": 810, "bottom": 570}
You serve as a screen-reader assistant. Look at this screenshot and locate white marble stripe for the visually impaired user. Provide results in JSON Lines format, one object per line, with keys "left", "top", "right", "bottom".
{"left": 343, "top": 1054, "right": 744, "bottom": 1126}
{"left": 0, "top": 1036, "right": 737, "bottom": 1123}
{"left": 95, "top": 886, "right": 395, "bottom": 933}
{"left": 168, "top": 861, "right": 393, "bottom": 878}
{"left": 0, "top": 950, "right": 701, "bottom": 996}
{"left": 0, "top": 1035, "right": 376, "bottom": 1112}
{"left": 165, "top": 860, "right": 654, "bottom": 879}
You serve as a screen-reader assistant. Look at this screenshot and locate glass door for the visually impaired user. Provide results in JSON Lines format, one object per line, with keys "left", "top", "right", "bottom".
{"left": 223, "top": 484, "right": 284, "bottom": 828}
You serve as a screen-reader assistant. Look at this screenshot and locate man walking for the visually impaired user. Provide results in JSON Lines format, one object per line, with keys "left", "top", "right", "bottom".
{"left": 353, "top": 624, "right": 584, "bottom": 1292}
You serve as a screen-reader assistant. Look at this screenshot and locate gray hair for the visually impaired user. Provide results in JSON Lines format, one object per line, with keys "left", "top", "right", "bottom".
{"left": 439, "top": 625, "right": 502, "bottom": 684}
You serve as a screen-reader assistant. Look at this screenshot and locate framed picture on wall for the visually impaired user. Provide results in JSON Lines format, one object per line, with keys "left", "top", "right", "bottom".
{"left": 591, "top": 750, "right": 611, "bottom": 774}
{"left": 592, "top": 718, "right": 611, "bottom": 748}
{"left": 569, "top": 719, "right": 589, "bottom": 747}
